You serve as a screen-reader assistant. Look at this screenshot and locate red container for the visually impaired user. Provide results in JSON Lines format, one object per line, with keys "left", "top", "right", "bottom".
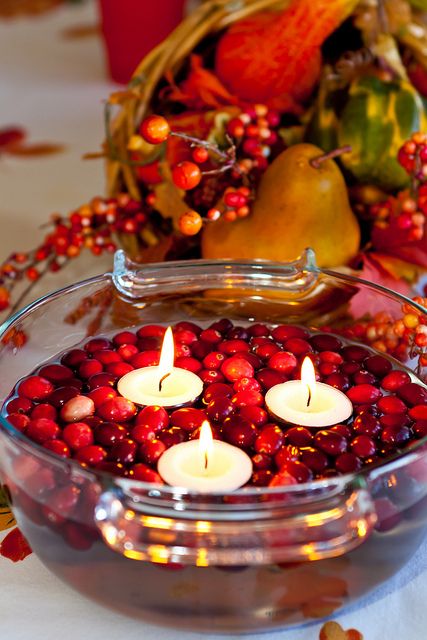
{"left": 98, "top": 0, "right": 186, "bottom": 84}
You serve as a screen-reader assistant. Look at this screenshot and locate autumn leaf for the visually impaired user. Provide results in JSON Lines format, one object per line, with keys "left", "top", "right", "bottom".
{"left": 0, "top": 527, "right": 32, "bottom": 562}
{"left": 319, "top": 620, "right": 363, "bottom": 640}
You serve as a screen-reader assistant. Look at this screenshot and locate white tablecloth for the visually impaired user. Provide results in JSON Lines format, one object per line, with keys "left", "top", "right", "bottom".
{"left": 1, "top": 3, "right": 427, "bottom": 639}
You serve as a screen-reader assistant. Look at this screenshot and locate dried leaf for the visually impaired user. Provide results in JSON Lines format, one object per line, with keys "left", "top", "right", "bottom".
{"left": 153, "top": 163, "right": 188, "bottom": 229}
{"left": 6, "top": 142, "right": 65, "bottom": 156}
{"left": 61, "top": 23, "right": 99, "bottom": 39}
{"left": 319, "top": 621, "right": 363, "bottom": 640}
{"left": 0, "top": 527, "right": 32, "bottom": 562}
{"left": 0, "top": 126, "right": 26, "bottom": 148}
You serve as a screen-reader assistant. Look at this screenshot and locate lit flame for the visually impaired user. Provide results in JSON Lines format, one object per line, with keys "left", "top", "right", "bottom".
{"left": 158, "top": 327, "right": 174, "bottom": 391}
{"left": 199, "top": 420, "right": 213, "bottom": 472}
{"left": 301, "top": 357, "right": 316, "bottom": 407}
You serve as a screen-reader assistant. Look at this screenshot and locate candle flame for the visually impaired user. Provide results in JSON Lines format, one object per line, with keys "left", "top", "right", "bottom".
{"left": 199, "top": 420, "right": 213, "bottom": 472}
{"left": 301, "top": 357, "right": 316, "bottom": 407}
{"left": 158, "top": 327, "right": 174, "bottom": 391}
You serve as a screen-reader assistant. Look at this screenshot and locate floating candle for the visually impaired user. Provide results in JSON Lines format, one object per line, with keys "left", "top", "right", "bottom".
{"left": 265, "top": 357, "right": 353, "bottom": 428}
{"left": 117, "top": 327, "right": 203, "bottom": 407}
{"left": 157, "top": 421, "right": 253, "bottom": 492}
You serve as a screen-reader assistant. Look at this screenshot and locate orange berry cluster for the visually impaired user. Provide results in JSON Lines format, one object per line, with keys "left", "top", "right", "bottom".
{"left": 0, "top": 194, "right": 148, "bottom": 314}
{"left": 139, "top": 106, "right": 282, "bottom": 237}
{"left": 343, "top": 296, "right": 427, "bottom": 368}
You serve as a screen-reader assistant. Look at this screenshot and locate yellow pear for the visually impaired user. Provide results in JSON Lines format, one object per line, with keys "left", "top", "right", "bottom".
{"left": 202, "top": 143, "right": 360, "bottom": 268}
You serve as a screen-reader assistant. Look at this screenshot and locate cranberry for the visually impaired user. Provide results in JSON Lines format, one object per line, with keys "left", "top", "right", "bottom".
{"left": 84, "top": 415, "right": 104, "bottom": 429}
{"left": 347, "top": 384, "right": 382, "bottom": 404}
{"left": 137, "top": 337, "right": 161, "bottom": 351}
{"left": 203, "top": 383, "right": 233, "bottom": 403}
{"left": 106, "top": 362, "right": 134, "bottom": 377}
{"left": 232, "top": 389, "right": 263, "bottom": 408}
{"left": 200, "top": 328, "right": 222, "bottom": 343}
{"left": 239, "top": 352, "right": 262, "bottom": 370}
{"left": 330, "top": 424, "right": 352, "bottom": 439}
{"left": 341, "top": 362, "right": 360, "bottom": 376}
{"left": 87, "top": 372, "right": 117, "bottom": 390}
{"left": 319, "top": 362, "right": 339, "bottom": 376}
{"left": 341, "top": 345, "right": 370, "bottom": 362}
{"left": 268, "top": 351, "right": 297, "bottom": 374}
{"left": 199, "top": 370, "right": 225, "bottom": 384}
{"left": 284, "top": 338, "right": 312, "bottom": 356}
{"left": 381, "top": 370, "right": 411, "bottom": 391}
{"left": 158, "top": 427, "right": 187, "bottom": 448}
{"left": 63, "top": 422, "right": 94, "bottom": 450}
{"left": 381, "top": 424, "right": 412, "bottom": 445}
{"left": 209, "top": 318, "right": 233, "bottom": 333}
{"left": 409, "top": 405, "right": 427, "bottom": 420}
{"left": 95, "top": 423, "right": 127, "bottom": 446}
{"left": 113, "top": 330, "right": 137, "bottom": 346}
{"left": 354, "top": 404, "right": 379, "bottom": 416}
{"left": 135, "top": 406, "right": 169, "bottom": 431}
{"left": 170, "top": 407, "right": 207, "bottom": 432}
{"left": 130, "top": 463, "right": 162, "bottom": 483}
{"left": 222, "top": 415, "right": 257, "bottom": 447}
{"left": 279, "top": 460, "right": 313, "bottom": 483}
{"left": 269, "top": 470, "right": 298, "bottom": 487}
{"left": 252, "top": 453, "right": 272, "bottom": 470}
{"left": 227, "top": 327, "right": 250, "bottom": 341}
{"left": 335, "top": 452, "right": 362, "bottom": 473}
{"left": 173, "top": 328, "right": 198, "bottom": 345}
{"left": 202, "top": 351, "right": 225, "bottom": 370}
{"left": 413, "top": 420, "right": 427, "bottom": 438}
{"left": 18, "top": 376, "right": 54, "bottom": 400}
{"left": 117, "top": 344, "right": 139, "bottom": 361}
{"left": 325, "top": 373, "right": 350, "bottom": 391}
{"left": 175, "top": 357, "right": 203, "bottom": 374}
{"left": 109, "top": 438, "right": 137, "bottom": 465}
{"left": 377, "top": 396, "right": 407, "bottom": 415}
{"left": 255, "top": 424, "right": 284, "bottom": 455}
{"left": 97, "top": 397, "right": 136, "bottom": 422}
{"left": 78, "top": 359, "right": 103, "bottom": 379}
{"left": 310, "top": 334, "right": 342, "bottom": 352}
{"left": 7, "top": 412, "right": 30, "bottom": 431}
{"left": 374, "top": 497, "right": 401, "bottom": 532}
{"left": 275, "top": 444, "right": 299, "bottom": 467}
{"left": 314, "top": 430, "right": 347, "bottom": 456}
{"left": 272, "top": 325, "right": 308, "bottom": 342}
{"left": 30, "top": 403, "right": 57, "bottom": 420}
{"left": 43, "top": 485, "right": 80, "bottom": 525}
{"left": 319, "top": 351, "right": 343, "bottom": 365}
{"left": 76, "top": 445, "right": 107, "bottom": 466}
{"left": 252, "top": 469, "right": 274, "bottom": 486}
{"left": 380, "top": 413, "right": 410, "bottom": 429}
{"left": 138, "top": 438, "right": 167, "bottom": 464}
{"left": 353, "top": 371, "right": 377, "bottom": 385}
{"left": 61, "top": 395, "right": 95, "bottom": 422}
{"left": 234, "top": 377, "right": 261, "bottom": 393}
{"left": 221, "top": 356, "right": 254, "bottom": 382}
{"left": 353, "top": 413, "right": 381, "bottom": 437}
{"left": 285, "top": 426, "right": 312, "bottom": 447}
{"left": 245, "top": 323, "right": 268, "bottom": 337}
{"left": 6, "top": 397, "right": 33, "bottom": 414}
{"left": 175, "top": 321, "right": 202, "bottom": 336}
{"left": 130, "top": 423, "right": 157, "bottom": 443}
{"left": 61, "top": 348, "right": 87, "bottom": 368}
{"left": 43, "top": 439, "right": 70, "bottom": 457}
{"left": 88, "top": 386, "right": 117, "bottom": 407}
{"left": 251, "top": 336, "right": 273, "bottom": 348}
{"left": 351, "top": 435, "right": 376, "bottom": 458}
{"left": 364, "top": 355, "right": 392, "bottom": 378}
{"left": 239, "top": 405, "right": 268, "bottom": 427}
{"left": 191, "top": 341, "right": 212, "bottom": 360}
{"left": 48, "top": 385, "right": 80, "bottom": 408}
{"left": 137, "top": 324, "right": 165, "bottom": 339}
{"left": 397, "top": 382, "right": 427, "bottom": 406}
{"left": 131, "top": 350, "right": 160, "bottom": 368}
{"left": 38, "top": 364, "right": 74, "bottom": 383}
{"left": 206, "top": 396, "right": 235, "bottom": 422}
{"left": 85, "top": 337, "right": 112, "bottom": 353}
{"left": 300, "top": 447, "right": 328, "bottom": 473}
{"left": 256, "top": 368, "right": 287, "bottom": 390}
{"left": 254, "top": 343, "right": 280, "bottom": 360}
{"left": 96, "top": 461, "right": 126, "bottom": 475}
{"left": 26, "top": 418, "right": 60, "bottom": 443}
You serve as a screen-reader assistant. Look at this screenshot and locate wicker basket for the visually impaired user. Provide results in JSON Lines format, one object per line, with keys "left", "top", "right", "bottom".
{"left": 106, "top": 0, "right": 287, "bottom": 202}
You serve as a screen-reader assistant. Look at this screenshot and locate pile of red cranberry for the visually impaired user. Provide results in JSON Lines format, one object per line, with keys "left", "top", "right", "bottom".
{"left": 4, "top": 321, "right": 427, "bottom": 488}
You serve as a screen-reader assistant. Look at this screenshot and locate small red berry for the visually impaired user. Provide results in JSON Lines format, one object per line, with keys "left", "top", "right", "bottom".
{"left": 140, "top": 115, "right": 170, "bottom": 144}
{"left": 172, "top": 162, "right": 202, "bottom": 190}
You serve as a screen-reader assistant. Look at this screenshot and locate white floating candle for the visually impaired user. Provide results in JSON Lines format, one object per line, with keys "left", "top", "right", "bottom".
{"left": 118, "top": 327, "right": 203, "bottom": 407}
{"left": 265, "top": 357, "right": 353, "bottom": 428}
{"left": 158, "top": 421, "right": 253, "bottom": 492}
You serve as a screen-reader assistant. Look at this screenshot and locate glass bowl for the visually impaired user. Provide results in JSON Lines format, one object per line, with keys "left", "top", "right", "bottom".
{"left": 0, "top": 250, "right": 426, "bottom": 634}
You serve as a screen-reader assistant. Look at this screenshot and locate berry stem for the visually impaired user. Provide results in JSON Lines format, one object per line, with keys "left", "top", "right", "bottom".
{"left": 169, "top": 131, "right": 231, "bottom": 162}
{"left": 310, "top": 145, "right": 352, "bottom": 169}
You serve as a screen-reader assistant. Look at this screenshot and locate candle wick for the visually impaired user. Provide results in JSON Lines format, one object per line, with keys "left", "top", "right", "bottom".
{"left": 306, "top": 385, "right": 312, "bottom": 407}
{"left": 159, "top": 372, "right": 171, "bottom": 392}
{"left": 204, "top": 452, "right": 208, "bottom": 471}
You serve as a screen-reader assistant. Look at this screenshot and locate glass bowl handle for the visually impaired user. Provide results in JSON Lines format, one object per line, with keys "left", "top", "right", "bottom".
{"left": 94, "top": 481, "right": 377, "bottom": 566}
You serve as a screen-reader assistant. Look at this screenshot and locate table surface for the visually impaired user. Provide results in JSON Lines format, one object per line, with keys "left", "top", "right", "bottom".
{"left": 1, "top": 2, "right": 427, "bottom": 639}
